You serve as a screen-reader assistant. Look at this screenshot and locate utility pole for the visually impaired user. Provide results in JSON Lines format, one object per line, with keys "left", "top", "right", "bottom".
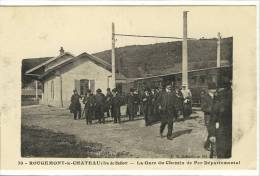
{"left": 111, "top": 22, "right": 116, "bottom": 89}
{"left": 217, "top": 32, "right": 221, "bottom": 67}
{"left": 182, "top": 11, "right": 189, "bottom": 89}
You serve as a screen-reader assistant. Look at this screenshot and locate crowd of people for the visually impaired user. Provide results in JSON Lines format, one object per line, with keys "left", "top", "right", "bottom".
{"left": 69, "top": 84, "right": 192, "bottom": 138}
{"left": 69, "top": 80, "right": 232, "bottom": 159}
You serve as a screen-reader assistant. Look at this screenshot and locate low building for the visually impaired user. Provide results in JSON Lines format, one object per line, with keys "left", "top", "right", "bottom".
{"left": 25, "top": 48, "right": 126, "bottom": 108}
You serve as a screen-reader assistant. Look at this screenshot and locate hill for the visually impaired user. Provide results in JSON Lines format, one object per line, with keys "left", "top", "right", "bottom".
{"left": 93, "top": 37, "right": 232, "bottom": 78}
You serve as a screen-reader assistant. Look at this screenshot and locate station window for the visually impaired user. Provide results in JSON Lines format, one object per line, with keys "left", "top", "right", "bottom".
{"left": 80, "top": 79, "right": 89, "bottom": 95}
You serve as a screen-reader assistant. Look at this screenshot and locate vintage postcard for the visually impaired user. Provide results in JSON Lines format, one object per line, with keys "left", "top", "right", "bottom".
{"left": 0, "top": 2, "right": 259, "bottom": 175}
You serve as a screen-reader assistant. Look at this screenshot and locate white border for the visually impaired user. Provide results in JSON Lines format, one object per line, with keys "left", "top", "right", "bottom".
{"left": 0, "top": 0, "right": 259, "bottom": 175}
{"left": 0, "top": 0, "right": 258, "bottom": 6}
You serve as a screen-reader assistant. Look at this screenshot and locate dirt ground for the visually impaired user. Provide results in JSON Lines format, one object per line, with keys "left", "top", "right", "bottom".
{"left": 21, "top": 105, "right": 209, "bottom": 158}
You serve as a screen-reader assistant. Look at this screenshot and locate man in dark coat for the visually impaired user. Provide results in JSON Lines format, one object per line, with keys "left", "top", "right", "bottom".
{"left": 95, "top": 88, "right": 106, "bottom": 124}
{"left": 151, "top": 87, "right": 160, "bottom": 123}
{"left": 111, "top": 88, "right": 121, "bottom": 123}
{"left": 158, "top": 84, "right": 178, "bottom": 140}
{"left": 69, "top": 89, "right": 82, "bottom": 120}
{"left": 127, "top": 88, "right": 135, "bottom": 121}
{"left": 83, "top": 89, "right": 96, "bottom": 125}
{"left": 105, "top": 88, "right": 113, "bottom": 118}
{"left": 175, "top": 87, "right": 184, "bottom": 118}
{"left": 200, "top": 88, "right": 214, "bottom": 150}
{"left": 142, "top": 88, "right": 153, "bottom": 126}
{"left": 208, "top": 80, "right": 232, "bottom": 158}
{"left": 133, "top": 89, "right": 140, "bottom": 117}
{"left": 181, "top": 85, "right": 192, "bottom": 119}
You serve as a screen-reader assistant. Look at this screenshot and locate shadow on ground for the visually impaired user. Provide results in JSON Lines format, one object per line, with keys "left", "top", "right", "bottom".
{"left": 171, "top": 129, "right": 193, "bottom": 139}
{"left": 21, "top": 125, "right": 132, "bottom": 158}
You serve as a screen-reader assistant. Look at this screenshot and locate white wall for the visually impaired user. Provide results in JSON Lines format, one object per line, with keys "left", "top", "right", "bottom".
{"left": 42, "top": 57, "right": 111, "bottom": 108}
{"left": 43, "top": 75, "right": 61, "bottom": 107}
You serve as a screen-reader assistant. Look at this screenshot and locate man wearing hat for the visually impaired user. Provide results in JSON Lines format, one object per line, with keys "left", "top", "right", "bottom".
{"left": 69, "top": 89, "right": 82, "bottom": 120}
{"left": 127, "top": 88, "right": 135, "bottom": 121}
{"left": 105, "top": 88, "right": 113, "bottom": 118}
{"left": 111, "top": 88, "right": 121, "bottom": 123}
{"left": 142, "top": 87, "right": 153, "bottom": 126}
{"left": 208, "top": 71, "right": 232, "bottom": 158}
{"left": 83, "top": 89, "right": 96, "bottom": 124}
{"left": 158, "top": 84, "right": 178, "bottom": 140}
{"left": 95, "top": 88, "right": 106, "bottom": 124}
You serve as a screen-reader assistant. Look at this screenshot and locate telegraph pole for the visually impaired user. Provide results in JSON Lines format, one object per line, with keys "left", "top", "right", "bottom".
{"left": 111, "top": 22, "right": 116, "bottom": 89}
{"left": 182, "top": 11, "right": 189, "bottom": 89}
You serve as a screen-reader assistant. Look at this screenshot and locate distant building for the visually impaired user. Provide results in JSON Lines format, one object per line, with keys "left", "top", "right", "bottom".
{"left": 25, "top": 48, "right": 126, "bottom": 108}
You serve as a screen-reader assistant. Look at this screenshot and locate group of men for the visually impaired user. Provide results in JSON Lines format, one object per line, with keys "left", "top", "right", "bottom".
{"left": 69, "top": 88, "right": 121, "bottom": 124}
{"left": 69, "top": 79, "right": 232, "bottom": 158}
{"left": 69, "top": 84, "right": 193, "bottom": 140}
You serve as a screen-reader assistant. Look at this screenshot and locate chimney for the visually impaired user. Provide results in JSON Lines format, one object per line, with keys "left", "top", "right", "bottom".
{"left": 59, "top": 47, "right": 65, "bottom": 55}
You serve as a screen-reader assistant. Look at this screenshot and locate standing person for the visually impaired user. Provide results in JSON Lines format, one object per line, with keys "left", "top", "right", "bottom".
{"left": 83, "top": 89, "right": 96, "bottom": 125}
{"left": 181, "top": 85, "right": 192, "bottom": 119}
{"left": 142, "top": 88, "right": 153, "bottom": 126}
{"left": 151, "top": 87, "right": 160, "bottom": 123}
{"left": 175, "top": 87, "right": 184, "bottom": 119}
{"left": 111, "top": 88, "right": 121, "bottom": 123}
{"left": 69, "top": 89, "right": 82, "bottom": 120}
{"left": 158, "top": 84, "right": 178, "bottom": 140}
{"left": 150, "top": 88, "right": 156, "bottom": 118}
{"left": 127, "top": 88, "right": 135, "bottom": 121}
{"left": 208, "top": 79, "right": 232, "bottom": 158}
{"left": 200, "top": 88, "right": 214, "bottom": 150}
{"left": 138, "top": 89, "right": 144, "bottom": 116}
{"left": 105, "top": 88, "right": 113, "bottom": 118}
{"left": 133, "top": 89, "right": 140, "bottom": 117}
{"left": 95, "top": 88, "right": 106, "bottom": 124}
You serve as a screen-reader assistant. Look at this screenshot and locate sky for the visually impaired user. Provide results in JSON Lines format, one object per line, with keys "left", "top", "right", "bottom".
{"left": 0, "top": 6, "right": 256, "bottom": 60}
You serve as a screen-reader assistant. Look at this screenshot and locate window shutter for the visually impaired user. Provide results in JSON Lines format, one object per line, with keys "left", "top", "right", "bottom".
{"left": 90, "top": 80, "right": 95, "bottom": 93}
{"left": 74, "top": 79, "right": 80, "bottom": 93}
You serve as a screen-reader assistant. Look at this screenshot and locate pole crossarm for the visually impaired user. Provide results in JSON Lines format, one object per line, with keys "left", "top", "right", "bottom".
{"left": 114, "top": 33, "right": 196, "bottom": 40}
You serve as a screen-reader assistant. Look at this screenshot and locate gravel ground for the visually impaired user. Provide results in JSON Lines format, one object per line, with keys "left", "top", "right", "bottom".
{"left": 21, "top": 105, "right": 209, "bottom": 158}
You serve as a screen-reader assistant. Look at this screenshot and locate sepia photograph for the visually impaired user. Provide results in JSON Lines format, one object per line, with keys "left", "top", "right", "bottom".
{"left": 21, "top": 7, "right": 232, "bottom": 159}
{"left": 0, "top": 3, "right": 258, "bottom": 173}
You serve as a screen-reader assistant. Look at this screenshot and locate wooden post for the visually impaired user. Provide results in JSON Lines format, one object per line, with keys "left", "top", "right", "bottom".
{"left": 217, "top": 32, "right": 221, "bottom": 67}
{"left": 60, "top": 76, "right": 63, "bottom": 107}
{"left": 111, "top": 22, "right": 116, "bottom": 89}
{"left": 35, "top": 80, "right": 38, "bottom": 100}
{"left": 182, "top": 11, "right": 189, "bottom": 89}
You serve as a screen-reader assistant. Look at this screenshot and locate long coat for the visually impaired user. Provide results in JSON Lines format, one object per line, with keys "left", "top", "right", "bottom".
{"left": 209, "top": 87, "right": 232, "bottom": 158}
{"left": 95, "top": 93, "right": 106, "bottom": 119}
{"left": 69, "top": 94, "right": 81, "bottom": 113}
{"left": 111, "top": 93, "right": 121, "bottom": 118}
{"left": 158, "top": 91, "right": 178, "bottom": 123}
{"left": 106, "top": 91, "right": 113, "bottom": 110}
{"left": 127, "top": 93, "right": 135, "bottom": 117}
{"left": 142, "top": 93, "right": 153, "bottom": 116}
{"left": 83, "top": 94, "right": 96, "bottom": 119}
